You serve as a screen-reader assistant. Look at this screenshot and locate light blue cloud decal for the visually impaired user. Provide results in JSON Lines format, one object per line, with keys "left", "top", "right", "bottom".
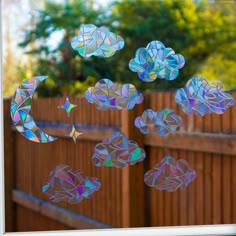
{"left": 84, "top": 79, "right": 144, "bottom": 111}
{"left": 144, "top": 156, "right": 196, "bottom": 192}
{"left": 175, "top": 77, "right": 234, "bottom": 116}
{"left": 92, "top": 132, "right": 146, "bottom": 168}
{"left": 129, "top": 40, "right": 185, "bottom": 82}
{"left": 135, "top": 108, "right": 182, "bottom": 135}
{"left": 71, "top": 24, "right": 124, "bottom": 58}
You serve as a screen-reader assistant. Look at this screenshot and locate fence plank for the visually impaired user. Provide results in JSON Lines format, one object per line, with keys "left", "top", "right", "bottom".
{"left": 187, "top": 151, "right": 195, "bottom": 225}
{"left": 121, "top": 102, "right": 145, "bottom": 228}
{"left": 171, "top": 149, "right": 179, "bottom": 226}
{"left": 13, "top": 190, "right": 112, "bottom": 229}
{"left": 231, "top": 93, "right": 236, "bottom": 223}
{"left": 232, "top": 156, "right": 236, "bottom": 223}
{"left": 204, "top": 153, "right": 212, "bottom": 224}
{"left": 222, "top": 155, "right": 231, "bottom": 224}
{"left": 4, "top": 99, "right": 16, "bottom": 232}
{"left": 16, "top": 205, "right": 72, "bottom": 232}
{"left": 195, "top": 151, "right": 204, "bottom": 225}
{"left": 144, "top": 132, "right": 236, "bottom": 155}
{"left": 212, "top": 154, "right": 222, "bottom": 224}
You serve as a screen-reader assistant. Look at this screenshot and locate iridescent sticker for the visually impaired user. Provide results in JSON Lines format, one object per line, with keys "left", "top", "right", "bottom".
{"left": 68, "top": 125, "right": 83, "bottom": 143}
{"left": 175, "top": 77, "right": 234, "bottom": 116}
{"left": 129, "top": 40, "right": 185, "bottom": 82}
{"left": 92, "top": 132, "right": 146, "bottom": 168}
{"left": 85, "top": 79, "right": 144, "bottom": 111}
{"left": 58, "top": 97, "right": 77, "bottom": 117}
{"left": 135, "top": 108, "right": 182, "bottom": 135}
{"left": 71, "top": 24, "right": 124, "bottom": 58}
{"left": 144, "top": 156, "right": 196, "bottom": 192}
{"left": 42, "top": 165, "right": 101, "bottom": 204}
{"left": 10, "top": 76, "right": 58, "bottom": 143}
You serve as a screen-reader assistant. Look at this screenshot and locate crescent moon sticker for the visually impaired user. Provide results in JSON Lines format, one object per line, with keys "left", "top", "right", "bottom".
{"left": 10, "top": 76, "right": 58, "bottom": 143}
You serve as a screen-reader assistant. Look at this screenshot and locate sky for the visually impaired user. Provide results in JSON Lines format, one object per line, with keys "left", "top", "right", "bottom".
{"left": 2, "top": 0, "right": 112, "bottom": 58}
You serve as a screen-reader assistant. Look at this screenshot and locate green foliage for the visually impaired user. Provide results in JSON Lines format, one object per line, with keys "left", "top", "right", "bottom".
{"left": 197, "top": 54, "right": 236, "bottom": 91}
{"left": 18, "top": 0, "right": 236, "bottom": 97}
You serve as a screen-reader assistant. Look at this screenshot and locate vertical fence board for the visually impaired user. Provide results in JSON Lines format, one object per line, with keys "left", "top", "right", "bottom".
{"left": 212, "top": 154, "right": 222, "bottom": 224}
{"left": 195, "top": 151, "right": 204, "bottom": 225}
{"left": 171, "top": 149, "right": 179, "bottom": 226}
{"left": 204, "top": 153, "right": 213, "bottom": 224}
{"left": 222, "top": 155, "right": 231, "bottom": 224}
{"left": 121, "top": 102, "right": 145, "bottom": 227}
{"left": 187, "top": 151, "right": 195, "bottom": 225}
{"left": 4, "top": 99, "right": 16, "bottom": 232}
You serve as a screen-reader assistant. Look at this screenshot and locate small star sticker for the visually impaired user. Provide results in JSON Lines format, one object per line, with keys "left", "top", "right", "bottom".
{"left": 69, "top": 125, "right": 83, "bottom": 143}
{"left": 58, "top": 97, "right": 77, "bottom": 117}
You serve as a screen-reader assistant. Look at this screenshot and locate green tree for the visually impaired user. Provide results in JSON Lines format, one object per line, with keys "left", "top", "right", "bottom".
{"left": 19, "top": 0, "right": 236, "bottom": 97}
{"left": 110, "top": 0, "right": 236, "bottom": 91}
{"left": 19, "top": 0, "right": 106, "bottom": 96}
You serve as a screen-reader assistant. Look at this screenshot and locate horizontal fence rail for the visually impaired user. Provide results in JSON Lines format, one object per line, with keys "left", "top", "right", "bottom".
{"left": 13, "top": 190, "right": 113, "bottom": 230}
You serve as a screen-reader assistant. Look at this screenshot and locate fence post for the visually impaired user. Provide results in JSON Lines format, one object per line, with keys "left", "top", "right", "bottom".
{"left": 121, "top": 102, "right": 145, "bottom": 228}
{"left": 4, "top": 98, "right": 15, "bottom": 232}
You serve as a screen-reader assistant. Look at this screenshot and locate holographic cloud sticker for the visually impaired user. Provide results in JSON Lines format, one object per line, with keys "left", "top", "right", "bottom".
{"left": 10, "top": 76, "right": 58, "bottom": 143}
{"left": 175, "top": 77, "right": 234, "bottom": 116}
{"left": 129, "top": 40, "right": 185, "bottom": 82}
{"left": 85, "top": 79, "right": 144, "bottom": 111}
{"left": 42, "top": 165, "right": 101, "bottom": 204}
{"left": 144, "top": 156, "right": 196, "bottom": 192}
{"left": 135, "top": 108, "right": 182, "bottom": 135}
{"left": 68, "top": 125, "right": 83, "bottom": 143}
{"left": 58, "top": 97, "right": 77, "bottom": 117}
{"left": 71, "top": 24, "right": 125, "bottom": 58}
{"left": 92, "top": 132, "right": 146, "bottom": 168}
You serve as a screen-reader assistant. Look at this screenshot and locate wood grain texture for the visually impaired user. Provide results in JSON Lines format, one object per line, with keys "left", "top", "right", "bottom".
{"left": 4, "top": 99, "right": 16, "bottom": 232}
{"left": 4, "top": 90, "right": 236, "bottom": 231}
{"left": 13, "top": 190, "right": 112, "bottom": 230}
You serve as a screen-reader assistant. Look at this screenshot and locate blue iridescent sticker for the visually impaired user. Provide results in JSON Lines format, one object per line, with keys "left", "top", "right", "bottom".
{"left": 129, "top": 40, "right": 185, "bottom": 82}
{"left": 135, "top": 108, "right": 182, "bottom": 135}
{"left": 42, "top": 165, "right": 101, "bottom": 204}
{"left": 85, "top": 79, "right": 144, "bottom": 111}
{"left": 175, "top": 77, "right": 234, "bottom": 116}
{"left": 58, "top": 97, "right": 77, "bottom": 117}
{"left": 71, "top": 24, "right": 124, "bottom": 58}
{"left": 10, "top": 76, "right": 57, "bottom": 143}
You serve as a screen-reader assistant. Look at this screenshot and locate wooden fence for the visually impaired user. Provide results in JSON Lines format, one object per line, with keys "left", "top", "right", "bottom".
{"left": 3, "top": 91, "right": 236, "bottom": 232}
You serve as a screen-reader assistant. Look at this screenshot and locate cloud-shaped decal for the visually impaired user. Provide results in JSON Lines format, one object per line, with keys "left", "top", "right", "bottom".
{"left": 84, "top": 79, "right": 144, "bottom": 111}
{"left": 92, "top": 132, "right": 146, "bottom": 168}
{"left": 135, "top": 108, "right": 182, "bottom": 135}
{"left": 144, "top": 156, "right": 196, "bottom": 192}
{"left": 71, "top": 24, "right": 124, "bottom": 58}
{"left": 42, "top": 165, "right": 101, "bottom": 204}
{"left": 129, "top": 40, "right": 185, "bottom": 82}
{"left": 175, "top": 77, "right": 234, "bottom": 116}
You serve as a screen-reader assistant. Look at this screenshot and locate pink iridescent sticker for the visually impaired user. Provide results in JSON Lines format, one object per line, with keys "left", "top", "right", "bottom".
{"left": 175, "top": 77, "right": 234, "bottom": 116}
{"left": 42, "top": 165, "right": 101, "bottom": 204}
{"left": 144, "top": 156, "right": 196, "bottom": 192}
